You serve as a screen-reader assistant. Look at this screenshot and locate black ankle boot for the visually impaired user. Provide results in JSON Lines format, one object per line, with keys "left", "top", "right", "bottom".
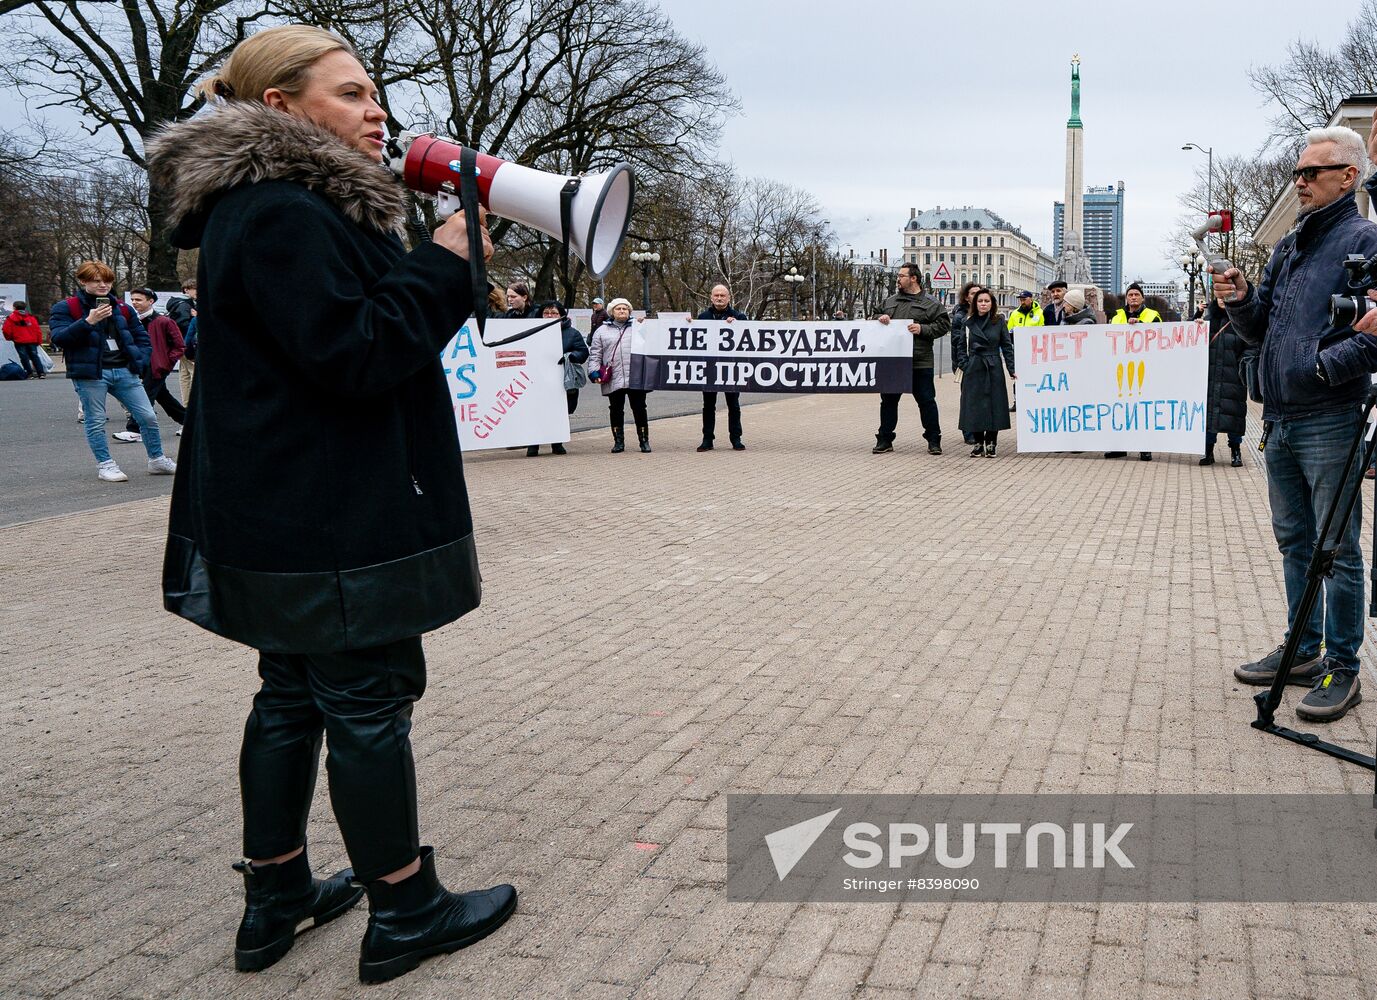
{"left": 1230, "top": 445, "right": 1243, "bottom": 467}
{"left": 233, "top": 849, "right": 363, "bottom": 972}
{"left": 551, "top": 442, "right": 567, "bottom": 455}
{"left": 1199, "top": 450, "right": 1215, "bottom": 466}
{"left": 358, "top": 847, "right": 517, "bottom": 984}
{"left": 525, "top": 445, "right": 540, "bottom": 457}
{"left": 637, "top": 423, "right": 652, "bottom": 453}
{"left": 610, "top": 429, "right": 625, "bottom": 453}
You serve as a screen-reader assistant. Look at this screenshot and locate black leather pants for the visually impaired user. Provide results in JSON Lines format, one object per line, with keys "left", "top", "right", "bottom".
{"left": 240, "top": 636, "right": 426, "bottom": 882}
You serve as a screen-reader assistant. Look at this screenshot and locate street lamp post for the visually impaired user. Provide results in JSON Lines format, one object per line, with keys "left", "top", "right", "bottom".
{"left": 628, "top": 241, "right": 660, "bottom": 313}
{"left": 812, "top": 219, "right": 829, "bottom": 318}
{"left": 1181, "top": 142, "right": 1214, "bottom": 216}
{"left": 1180, "top": 251, "right": 1207, "bottom": 317}
{"left": 784, "top": 267, "right": 806, "bottom": 320}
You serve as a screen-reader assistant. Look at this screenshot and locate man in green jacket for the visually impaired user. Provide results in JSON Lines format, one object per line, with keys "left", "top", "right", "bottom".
{"left": 873, "top": 262, "right": 952, "bottom": 454}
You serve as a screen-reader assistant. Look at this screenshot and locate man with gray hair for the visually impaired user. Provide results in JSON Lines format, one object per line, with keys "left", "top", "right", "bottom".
{"left": 1215, "top": 124, "right": 1377, "bottom": 722}
{"left": 694, "top": 284, "right": 748, "bottom": 451}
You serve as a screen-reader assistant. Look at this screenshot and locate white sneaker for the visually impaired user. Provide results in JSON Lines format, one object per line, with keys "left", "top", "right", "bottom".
{"left": 113, "top": 431, "right": 142, "bottom": 443}
{"left": 97, "top": 460, "right": 128, "bottom": 483}
{"left": 148, "top": 455, "right": 176, "bottom": 475}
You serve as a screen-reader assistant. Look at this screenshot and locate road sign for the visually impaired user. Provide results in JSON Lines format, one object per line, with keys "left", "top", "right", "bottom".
{"left": 931, "top": 262, "right": 954, "bottom": 290}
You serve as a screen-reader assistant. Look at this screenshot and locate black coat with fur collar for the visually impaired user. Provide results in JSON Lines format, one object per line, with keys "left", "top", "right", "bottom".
{"left": 148, "top": 102, "right": 480, "bottom": 653}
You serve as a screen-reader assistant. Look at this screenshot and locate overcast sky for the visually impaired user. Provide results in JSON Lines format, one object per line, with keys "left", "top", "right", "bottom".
{"left": 657, "top": 0, "right": 1361, "bottom": 283}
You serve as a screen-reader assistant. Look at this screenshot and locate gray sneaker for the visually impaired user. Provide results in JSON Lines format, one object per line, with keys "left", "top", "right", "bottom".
{"left": 1296, "top": 666, "right": 1362, "bottom": 723}
{"left": 1233, "top": 645, "right": 1325, "bottom": 686}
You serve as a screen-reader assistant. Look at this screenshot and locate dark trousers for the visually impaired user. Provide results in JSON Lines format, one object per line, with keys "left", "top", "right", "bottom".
{"left": 877, "top": 368, "right": 941, "bottom": 445}
{"left": 702, "top": 391, "right": 742, "bottom": 443}
{"left": 607, "top": 388, "right": 648, "bottom": 431}
{"left": 127, "top": 373, "right": 186, "bottom": 432}
{"left": 1206, "top": 432, "right": 1243, "bottom": 450}
{"left": 14, "top": 343, "right": 42, "bottom": 376}
{"left": 240, "top": 636, "right": 427, "bottom": 882}
{"left": 975, "top": 430, "right": 999, "bottom": 446}
{"left": 567, "top": 388, "right": 580, "bottom": 415}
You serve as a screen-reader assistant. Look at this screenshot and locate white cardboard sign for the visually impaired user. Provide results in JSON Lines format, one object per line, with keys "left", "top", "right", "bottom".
{"left": 1013, "top": 321, "right": 1209, "bottom": 454}
{"left": 441, "top": 317, "right": 572, "bottom": 451}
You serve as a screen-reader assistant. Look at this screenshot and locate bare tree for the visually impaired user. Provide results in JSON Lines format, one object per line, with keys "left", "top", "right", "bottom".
{"left": 2, "top": 0, "right": 744, "bottom": 307}
{"left": 1168, "top": 151, "right": 1294, "bottom": 283}
{"left": 1249, "top": 0, "right": 1377, "bottom": 147}
{"left": 595, "top": 168, "right": 831, "bottom": 318}
{"left": 392, "top": 0, "right": 737, "bottom": 300}
{"left": 0, "top": 0, "right": 275, "bottom": 284}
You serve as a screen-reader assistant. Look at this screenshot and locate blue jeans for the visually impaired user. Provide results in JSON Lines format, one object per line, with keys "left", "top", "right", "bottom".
{"left": 1265, "top": 406, "right": 1366, "bottom": 673}
{"left": 73, "top": 368, "right": 163, "bottom": 464}
{"left": 14, "top": 343, "right": 42, "bottom": 376}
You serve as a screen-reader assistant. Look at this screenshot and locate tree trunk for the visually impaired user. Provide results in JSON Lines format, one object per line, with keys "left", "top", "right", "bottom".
{"left": 145, "top": 182, "right": 181, "bottom": 288}
{"left": 533, "top": 245, "right": 558, "bottom": 302}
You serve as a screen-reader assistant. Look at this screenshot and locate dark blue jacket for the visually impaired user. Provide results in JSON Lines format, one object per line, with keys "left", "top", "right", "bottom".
{"left": 560, "top": 318, "right": 589, "bottom": 364}
{"left": 49, "top": 290, "right": 150, "bottom": 380}
{"left": 697, "top": 305, "right": 748, "bottom": 322}
{"left": 1228, "top": 179, "right": 1377, "bottom": 419}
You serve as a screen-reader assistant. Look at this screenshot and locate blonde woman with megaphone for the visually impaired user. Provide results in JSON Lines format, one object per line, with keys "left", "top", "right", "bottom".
{"left": 148, "top": 24, "right": 516, "bottom": 985}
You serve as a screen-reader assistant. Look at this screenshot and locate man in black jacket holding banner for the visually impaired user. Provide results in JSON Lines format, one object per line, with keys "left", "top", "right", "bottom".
{"left": 696, "top": 284, "right": 748, "bottom": 451}
{"left": 873, "top": 263, "right": 951, "bottom": 454}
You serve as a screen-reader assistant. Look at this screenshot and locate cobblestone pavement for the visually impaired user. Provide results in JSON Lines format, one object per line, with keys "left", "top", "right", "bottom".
{"left": 5, "top": 379, "right": 1377, "bottom": 999}
{"left": 0, "top": 362, "right": 793, "bottom": 529}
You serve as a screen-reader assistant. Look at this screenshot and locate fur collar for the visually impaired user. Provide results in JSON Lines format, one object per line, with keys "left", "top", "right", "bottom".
{"left": 147, "top": 101, "right": 406, "bottom": 235}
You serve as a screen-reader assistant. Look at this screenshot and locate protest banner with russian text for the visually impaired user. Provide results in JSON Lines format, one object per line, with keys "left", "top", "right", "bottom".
{"left": 629, "top": 319, "right": 913, "bottom": 393}
{"left": 1013, "top": 321, "right": 1209, "bottom": 454}
{"left": 441, "top": 318, "right": 571, "bottom": 451}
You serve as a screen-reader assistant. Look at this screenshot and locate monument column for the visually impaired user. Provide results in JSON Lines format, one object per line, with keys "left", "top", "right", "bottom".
{"left": 1055, "top": 55, "right": 1095, "bottom": 287}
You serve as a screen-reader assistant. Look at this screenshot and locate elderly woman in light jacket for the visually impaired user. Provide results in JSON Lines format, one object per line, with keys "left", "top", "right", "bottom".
{"left": 587, "top": 297, "right": 651, "bottom": 453}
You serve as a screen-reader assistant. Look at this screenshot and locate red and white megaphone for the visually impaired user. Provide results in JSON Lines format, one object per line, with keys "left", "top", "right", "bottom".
{"left": 387, "top": 131, "right": 635, "bottom": 279}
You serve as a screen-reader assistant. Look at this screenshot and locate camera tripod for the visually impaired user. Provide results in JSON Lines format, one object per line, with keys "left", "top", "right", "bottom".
{"left": 1253, "top": 385, "right": 1377, "bottom": 775}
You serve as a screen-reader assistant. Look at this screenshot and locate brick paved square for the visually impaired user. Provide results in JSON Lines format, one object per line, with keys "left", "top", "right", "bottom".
{"left": 6, "top": 381, "right": 1377, "bottom": 998}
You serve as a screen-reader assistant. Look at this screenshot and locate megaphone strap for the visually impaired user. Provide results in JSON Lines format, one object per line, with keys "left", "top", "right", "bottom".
{"left": 478, "top": 316, "right": 562, "bottom": 347}
{"left": 458, "top": 146, "right": 489, "bottom": 340}
{"left": 454, "top": 147, "right": 565, "bottom": 348}
{"left": 559, "top": 176, "right": 581, "bottom": 286}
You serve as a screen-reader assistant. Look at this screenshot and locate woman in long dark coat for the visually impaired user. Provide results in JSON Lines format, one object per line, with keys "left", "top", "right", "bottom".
{"left": 148, "top": 24, "right": 515, "bottom": 984}
{"left": 951, "top": 281, "right": 983, "bottom": 445}
{"left": 1201, "top": 297, "right": 1248, "bottom": 467}
{"left": 953, "top": 288, "right": 1015, "bottom": 457}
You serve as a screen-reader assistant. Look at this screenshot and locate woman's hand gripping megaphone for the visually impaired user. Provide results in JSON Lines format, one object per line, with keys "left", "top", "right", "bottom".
{"left": 433, "top": 205, "right": 493, "bottom": 263}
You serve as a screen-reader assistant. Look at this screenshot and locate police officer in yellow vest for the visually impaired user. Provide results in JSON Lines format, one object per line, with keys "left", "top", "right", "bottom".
{"left": 1110, "top": 282, "right": 1162, "bottom": 324}
{"left": 1106, "top": 282, "right": 1159, "bottom": 461}
{"left": 1006, "top": 291, "right": 1043, "bottom": 412}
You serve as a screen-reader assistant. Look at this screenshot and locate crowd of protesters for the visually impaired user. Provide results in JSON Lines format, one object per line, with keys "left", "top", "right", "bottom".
{"left": 12, "top": 259, "right": 1253, "bottom": 479}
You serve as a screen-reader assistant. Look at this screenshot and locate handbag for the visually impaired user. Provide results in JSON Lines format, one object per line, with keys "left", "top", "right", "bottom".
{"left": 596, "top": 328, "right": 629, "bottom": 385}
{"left": 563, "top": 352, "right": 588, "bottom": 391}
{"left": 952, "top": 317, "right": 968, "bottom": 384}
